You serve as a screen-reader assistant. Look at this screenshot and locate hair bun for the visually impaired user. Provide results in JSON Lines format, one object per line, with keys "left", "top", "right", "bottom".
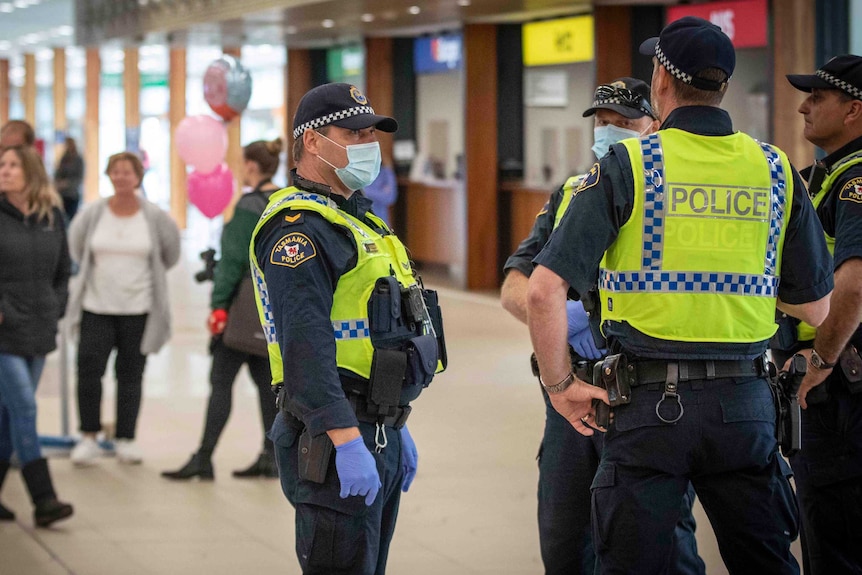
{"left": 266, "top": 138, "right": 284, "bottom": 155}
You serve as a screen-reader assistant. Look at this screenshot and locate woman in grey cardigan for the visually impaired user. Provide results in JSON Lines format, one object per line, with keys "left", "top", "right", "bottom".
{"left": 67, "top": 152, "right": 180, "bottom": 466}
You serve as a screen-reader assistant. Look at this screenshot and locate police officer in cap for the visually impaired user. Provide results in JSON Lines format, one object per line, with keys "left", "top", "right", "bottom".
{"left": 251, "top": 83, "right": 445, "bottom": 574}
{"left": 778, "top": 54, "right": 862, "bottom": 575}
{"left": 528, "top": 17, "right": 833, "bottom": 574}
{"left": 502, "top": 77, "right": 704, "bottom": 575}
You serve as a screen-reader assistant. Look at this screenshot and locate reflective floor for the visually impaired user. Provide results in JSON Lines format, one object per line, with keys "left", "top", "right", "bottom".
{"left": 1, "top": 234, "right": 801, "bottom": 575}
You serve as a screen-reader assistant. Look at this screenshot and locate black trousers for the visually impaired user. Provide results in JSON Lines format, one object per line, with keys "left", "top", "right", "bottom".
{"left": 76, "top": 311, "right": 148, "bottom": 439}
{"left": 198, "top": 337, "right": 276, "bottom": 457}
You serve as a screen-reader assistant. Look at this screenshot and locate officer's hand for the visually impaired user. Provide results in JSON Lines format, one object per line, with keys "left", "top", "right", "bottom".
{"left": 568, "top": 327, "right": 607, "bottom": 360}
{"left": 334, "top": 436, "right": 381, "bottom": 506}
{"left": 566, "top": 300, "right": 590, "bottom": 336}
{"left": 400, "top": 426, "right": 418, "bottom": 492}
{"left": 785, "top": 349, "right": 832, "bottom": 409}
{"left": 207, "top": 309, "right": 228, "bottom": 335}
{"left": 548, "top": 379, "right": 609, "bottom": 437}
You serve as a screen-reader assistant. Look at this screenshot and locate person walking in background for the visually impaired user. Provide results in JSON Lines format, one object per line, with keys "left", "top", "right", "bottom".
{"left": 67, "top": 152, "right": 180, "bottom": 466}
{"left": 162, "top": 138, "right": 283, "bottom": 481}
{"left": 362, "top": 154, "right": 397, "bottom": 228}
{"left": 0, "top": 145, "right": 74, "bottom": 527}
{"left": 54, "top": 137, "right": 85, "bottom": 221}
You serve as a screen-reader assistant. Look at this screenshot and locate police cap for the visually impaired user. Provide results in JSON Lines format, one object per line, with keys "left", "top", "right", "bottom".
{"left": 787, "top": 55, "right": 862, "bottom": 101}
{"left": 292, "top": 83, "right": 398, "bottom": 139}
{"left": 639, "top": 16, "right": 735, "bottom": 92}
{"left": 582, "top": 77, "right": 655, "bottom": 120}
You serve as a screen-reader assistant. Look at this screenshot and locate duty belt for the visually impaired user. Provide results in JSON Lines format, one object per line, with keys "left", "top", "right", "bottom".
{"left": 633, "top": 358, "right": 765, "bottom": 387}
{"left": 347, "top": 394, "right": 411, "bottom": 429}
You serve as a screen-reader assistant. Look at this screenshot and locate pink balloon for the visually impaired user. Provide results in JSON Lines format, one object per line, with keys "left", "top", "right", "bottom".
{"left": 188, "top": 163, "right": 234, "bottom": 219}
{"left": 175, "top": 115, "right": 227, "bottom": 173}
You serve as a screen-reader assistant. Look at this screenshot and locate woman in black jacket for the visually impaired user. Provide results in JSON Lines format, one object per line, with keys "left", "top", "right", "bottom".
{"left": 54, "top": 137, "right": 84, "bottom": 221}
{"left": 0, "top": 145, "right": 74, "bottom": 527}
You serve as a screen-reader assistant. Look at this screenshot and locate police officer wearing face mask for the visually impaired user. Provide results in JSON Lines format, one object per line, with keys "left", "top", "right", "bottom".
{"left": 503, "top": 78, "right": 705, "bottom": 575}
{"left": 529, "top": 17, "right": 833, "bottom": 574}
{"left": 251, "top": 83, "right": 446, "bottom": 575}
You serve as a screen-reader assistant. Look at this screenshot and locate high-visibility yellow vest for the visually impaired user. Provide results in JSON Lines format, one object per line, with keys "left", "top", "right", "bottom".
{"left": 598, "top": 130, "right": 794, "bottom": 343}
{"left": 553, "top": 174, "right": 588, "bottom": 227}
{"left": 249, "top": 188, "right": 418, "bottom": 385}
{"left": 797, "top": 151, "right": 862, "bottom": 341}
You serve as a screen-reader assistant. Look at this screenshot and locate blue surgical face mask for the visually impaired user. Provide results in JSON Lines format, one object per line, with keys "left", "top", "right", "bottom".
{"left": 316, "top": 131, "right": 382, "bottom": 191}
{"left": 592, "top": 124, "right": 645, "bottom": 159}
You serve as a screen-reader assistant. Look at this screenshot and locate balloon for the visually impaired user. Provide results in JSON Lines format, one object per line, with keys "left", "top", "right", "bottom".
{"left": 203, "top": 55, "right": 252, "bottom": 122}
{"left": 175, "top": 115, "right": 227, "bottom": 173}
{"left": 187, "top": 163, "right": 234, "bottom": 219}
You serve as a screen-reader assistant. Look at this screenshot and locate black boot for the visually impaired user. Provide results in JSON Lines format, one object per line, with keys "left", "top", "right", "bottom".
{"left": 161, "top": 453, "right": 214, "bottom": 481}
{"left": 21, "top": 458, "right": 73, "bottom": 527}
{"left": 0, "top": 460, "right": 15, "bottom": 521}
{"left": 232, "top": 451, "right": 278, "bottom": 478}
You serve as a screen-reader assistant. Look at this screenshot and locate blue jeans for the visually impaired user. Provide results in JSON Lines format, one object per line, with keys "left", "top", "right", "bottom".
{"left": 0, "top": 352, "right": 46, "bottom": 464}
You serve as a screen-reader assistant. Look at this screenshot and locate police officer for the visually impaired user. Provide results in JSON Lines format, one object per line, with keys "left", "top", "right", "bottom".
{"left": 780, "top": 55, "right": 862, "bottom": 575}
{"left": 502, "top": 77, "right": 704, "bottom": 575}
{"left": 250, "top": 83, "right": 444, "bottom": 575}
{"left": 527, "top": 17, "right": 833, "bottom": 574}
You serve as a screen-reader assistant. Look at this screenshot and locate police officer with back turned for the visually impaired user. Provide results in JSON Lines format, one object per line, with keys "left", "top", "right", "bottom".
{"left": 528, "top": 17, "right": 833, "bottom": 574}
{"left": 778, "top": 54, "right": 862, "bottom": 575}
{"left": 251, "top": 83, "right": 446, "bottom": 575}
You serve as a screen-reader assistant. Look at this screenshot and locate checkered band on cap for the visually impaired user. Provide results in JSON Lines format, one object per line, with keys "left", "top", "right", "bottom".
{"left": 655, "top": 41, "right": 693, "bottom": 86}
{"left": 590, "top": 97, "right": 653, "bottom": 118}
{"left": 292, "top": 105, "right": 376, "bottom": 139}
{"left": 815, "top": 69, "right": 862, "bottom": 100}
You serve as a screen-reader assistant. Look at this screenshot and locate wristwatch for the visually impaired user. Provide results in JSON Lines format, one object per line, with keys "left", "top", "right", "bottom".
{"left": 541, "top": 371, "right": 575, "bottom": 395}
{"left": 810, "top": 348, "right": 837, "bottom": 370}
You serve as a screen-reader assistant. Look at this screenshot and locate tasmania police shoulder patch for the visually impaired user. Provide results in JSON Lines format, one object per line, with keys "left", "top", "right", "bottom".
{"left": 270, "top": 233, "right": 317, "bottom": 268}
{"left": 576, "top": 163, "right": 600, "bottom": 194}
{"left": 839, "top": 177, "right": 862, "bottom": 203}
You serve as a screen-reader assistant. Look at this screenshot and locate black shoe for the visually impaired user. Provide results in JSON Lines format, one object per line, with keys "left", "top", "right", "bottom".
{"left": 34, "top": 498, "right": 73, "bottom": 527}
{"left": 0, "top": 501, "right": 14, "bottom": 521}
{"left": 232, "top": 452, "right": 278, "bottom": 478}
{"left": 161, "top": 453, "right": 214, "bottom": 481}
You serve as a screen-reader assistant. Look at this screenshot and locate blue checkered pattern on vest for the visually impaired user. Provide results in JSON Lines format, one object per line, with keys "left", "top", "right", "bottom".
{"left": 332, "top": 319, "right": 370, "bottom": 340}
{"left": 252, "top": 265, "right": 279, "bottom": 344}
{"left": 600, "top": 134, "right": 786, "bottom": 298}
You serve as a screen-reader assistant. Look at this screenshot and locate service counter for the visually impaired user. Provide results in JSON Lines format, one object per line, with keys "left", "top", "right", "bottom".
{"left": 396, "top": 178, "right": 466, "bottom": 270}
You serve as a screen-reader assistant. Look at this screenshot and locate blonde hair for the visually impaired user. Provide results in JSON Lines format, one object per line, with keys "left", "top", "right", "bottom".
{"left": 105, "top": 151, "right": 145, "bottom": 186}
{"left": 0, "top": 146, "right": 60, "bottom": 223}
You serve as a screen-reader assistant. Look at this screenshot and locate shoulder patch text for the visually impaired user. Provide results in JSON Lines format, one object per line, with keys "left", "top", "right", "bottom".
{"left": 839, "top": 177, "right": 862, "bottom": 203}
{"left": 270, "top": 233, "right": 317, "bottom": 268}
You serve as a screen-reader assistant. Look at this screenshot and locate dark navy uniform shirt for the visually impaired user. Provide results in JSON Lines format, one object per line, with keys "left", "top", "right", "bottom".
{"left": 804, "top": 133, "right": 862, "bottom": 346}
{"left": 534, "top": 106, "right": 834, "bottom": 360}
{"left": 254, "top": 172, "right": 390, "bottom": 437}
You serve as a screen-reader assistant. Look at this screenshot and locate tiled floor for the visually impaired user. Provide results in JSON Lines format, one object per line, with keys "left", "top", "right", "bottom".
{"left": 1, "top": 236, "right": 801, "bottom": 574}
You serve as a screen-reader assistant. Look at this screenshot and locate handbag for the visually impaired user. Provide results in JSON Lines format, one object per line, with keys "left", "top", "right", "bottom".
{"left": 222, "top": 277, "right": 268, "bottom": 357}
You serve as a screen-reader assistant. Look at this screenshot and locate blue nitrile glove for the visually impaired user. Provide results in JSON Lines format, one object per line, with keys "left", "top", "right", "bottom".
{"left": 400, "top": 426, "right": 418, "bottom": 492}
{"left": 566, "top": 300, "right": 590, "bottom": 336}
{"left": 569, "top": 327, "right": 606, "bottom": 360}
{"left": 334, "top": 436, "right": 381, "bottom": 506}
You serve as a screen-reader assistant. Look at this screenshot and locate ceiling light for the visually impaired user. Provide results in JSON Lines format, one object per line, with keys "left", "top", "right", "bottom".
{"left": 361, "top": 13, "right": 374, "bottom": 23}
{"left": 0, "top": 41, "right": 11, "bottom": 50}
{"left": 0, "top": 3, "right": 13, "bottom": 12}
{"left": 13, "top": 0, "right": 27, "bottom": 8}
{"left": 457, "top": 0, "right": 471, "bottom": 6}
{"left": 58, "top": 26, "right": 74, "bottom": 36}
{"left": 322, "top": 19, "right": 335, "bottom": 28}
{"left": 408, "top": 6, "right": 420, "bottom": 15}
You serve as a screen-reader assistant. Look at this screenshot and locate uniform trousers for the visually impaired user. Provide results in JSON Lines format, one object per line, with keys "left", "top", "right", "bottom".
{"left": 538, "top": 393, "right": 704, "bottom": 575}
{"left": 270, "top": 413, "right": 405, "bottom": 575}
{"left": 789, "top": 379, "right": 862, "bottom": 575}
{"left": 592, "top": 376, "right": 799, "bottom": 575}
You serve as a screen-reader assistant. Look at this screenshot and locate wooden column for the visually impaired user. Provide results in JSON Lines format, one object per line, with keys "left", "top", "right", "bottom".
{"left": 0, "top": 59, "right": 9, "bottom": 126}
{"left": 594, "top": 6, "right": 633, "bottom": 83}
{"left": 169, "top": 48, "right": 187, "bottom": 228}
{"left": 84, "top": 48, "right": 100, "bottom": 202}
{"left": 53, "top": 48, "right": 67, "bottom": 164}
{"left": 23, "top": 53, "right": 36, "bottom": 127}
{"left": 286, "top": 48, "right": 312, "bottom": 172}
{"left": 772, "top": 0, "right": 816, "bottom": 168}
{"left": 464, "top": 24, "right": 498, "bottom": 291}
{"left": 222, "top": 46, "right": 242, "bottom": 222}
{"left": 364, "top": 37, "right": 394, "bottom": 165}
{"left": 124, "top": 47, "right": 140, "bottom": 152}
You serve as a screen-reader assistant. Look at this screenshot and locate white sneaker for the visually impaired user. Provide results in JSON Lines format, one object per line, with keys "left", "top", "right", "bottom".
{"left": 114, "top": 439, "right": 143, "bottom": 465}
{"left": 71, "top": 437, "right": 102, "bottom": 466}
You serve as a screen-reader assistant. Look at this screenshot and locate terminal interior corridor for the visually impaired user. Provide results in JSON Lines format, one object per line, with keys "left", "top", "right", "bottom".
{"left": 1, "top": 231, "right": 800, "bottom": 575}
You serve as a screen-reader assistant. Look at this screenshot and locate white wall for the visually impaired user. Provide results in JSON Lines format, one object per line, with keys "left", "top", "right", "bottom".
{"left": 416, "top": 71, "right": 464, "bottom": 181}
{"left": 721, "top": 48, "right": 770, "bottom": 142}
